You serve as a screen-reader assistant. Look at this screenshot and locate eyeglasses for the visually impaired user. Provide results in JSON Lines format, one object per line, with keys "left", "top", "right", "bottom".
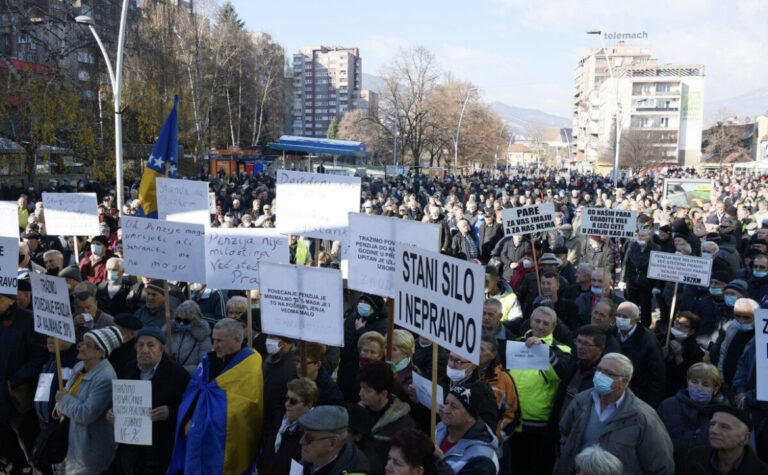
{"left": 753, "top": 264, "right": 768, "bottom": 270}
{"left": 597, "top": 368, "right": 623, "bottom": 379}
{"left": 447, "top": 356, "right": 470, "bottom": 367}
{"left": 301, "top": 433, "right": 336, "bottom": 445}
{"left": 175, "top": 318, "right": 192, "bottom": 324}
{"left": 575, "top": 339, "right": 599, "bottom": 348}
{"left": 285, "top": 396, "right": 303, "bottom": 405}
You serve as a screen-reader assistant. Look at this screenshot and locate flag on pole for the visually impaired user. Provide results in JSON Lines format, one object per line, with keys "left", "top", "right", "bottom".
{"left": 136, "top": 95, "right": 179, "bottom": 218}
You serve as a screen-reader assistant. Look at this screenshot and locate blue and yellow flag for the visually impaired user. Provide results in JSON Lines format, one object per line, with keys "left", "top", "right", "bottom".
{"left": 136, "top": 95, "right": 179, "bottom": 218}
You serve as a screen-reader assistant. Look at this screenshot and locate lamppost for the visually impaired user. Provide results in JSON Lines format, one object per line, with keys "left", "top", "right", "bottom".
{"left": 587, "top": 29, "right": 621, "bottom": 188}
{"left": 451, "top": 87, "right": 477, "bottom": 175}
{"left": 76, "top": 0, "right": 129, "bottom": 211}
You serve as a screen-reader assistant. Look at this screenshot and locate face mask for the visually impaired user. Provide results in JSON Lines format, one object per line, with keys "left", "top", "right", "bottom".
{"left": 701, "top": 252, "right": 712, "bottom": 259}
{"left": 724, "top": 295, "right": 737, "bottom": 307}
{"left": 592, "top": 371, "right": 615, "bottom": 395}
{"left": 91, "top": 244, "right": 103, "bottom": 255}
{"left": 417, "top": 340, "right": 432, "bottom": 348}
{"left": 732, "top": 321, "right": 754, "bottom": 332}
{"left": 446, "top": 366, "right": 468, "bottom": 382}
{"left": 591, "top": 286, "right": 603, "bottom": 296}
{"left": 174, "top": 320, "right": 191, "bottom": 331}
{"left": 688, "top": 385, "right": 713, "bottom": 403}
{"left": 637, "top": 240, "right": 647, "bottom": 247}
{"left": 670, "top": 327, "right": 689, "bottom": 340}
{"left": 108, "top": 271, "right": 120, "bottom": 282}
{"left": 615, "top": 317, "right": 633, "bottom": 332}
{"left": 709, "top": 287, "right": 723, "bottom": 296}
{"left": 558, "top": 231, "right": 565, "bottom": 238}
{"left": 357, "top": 302, "right": 373, "bottom": 317}
{"left": 189, "top": 282, "right": 204, "bottom": 292}
{"left": 265, "top": 338, "right": 282, "bottom": 355}
{"left": 522, "top": 259, "right": 532, "bottom": 269}
{"left": 754, "top": 270, "right": 768, "bottom": 279}
{"left": 393, "top": 357, "right": 411, "bottom": 372}
{"left": 359, "top": 356, "right": 376, "bottom": 367}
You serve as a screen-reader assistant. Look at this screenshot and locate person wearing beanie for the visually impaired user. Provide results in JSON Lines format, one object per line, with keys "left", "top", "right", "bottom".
{"left": 59, "top": 265, "right": 83, "bottom": 294}
{"left": 109, "top": 313, "right": 143, "bottom": 378}
{"left": 134, "top": 279, "right": 169, "bottom": 329}
{"left": 341, "top": 293, "right": 387, "bottom": 368}
{"left": 54, "top": 327, "right": 120, "bottom": 474}
{"left": 78, "top": 234, "right": 114, "bottom": 285}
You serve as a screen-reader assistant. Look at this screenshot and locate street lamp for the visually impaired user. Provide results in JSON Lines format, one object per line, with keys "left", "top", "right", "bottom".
{"left": 76, "top": 0, "right": 129, "bottom": 211}
{"left": 451, "top": 87, "right": 477, "bottom": 175}
{"left": 587, "top": 29, "right": 621, "bottom": 188}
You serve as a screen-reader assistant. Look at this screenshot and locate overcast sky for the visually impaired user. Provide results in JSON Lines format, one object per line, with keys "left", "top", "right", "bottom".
{"left": 229, "top": 0, "right": 767, "bottom": 118}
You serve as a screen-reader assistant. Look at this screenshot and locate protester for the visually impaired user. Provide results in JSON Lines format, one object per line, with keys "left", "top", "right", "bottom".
{"left": 297, "top": 405, "right": 371, "bottom": 474}
{"left": 294, "top": 341, "right": 345, "bottom": 405}
{"left": 573, "top": 444, "right": 624, "bottom": 475}
{"left": 385, "top": 428, "right": 453, "bottom": 475}
{"left": 165, "top": 300, "right": 212, "bottom": 374}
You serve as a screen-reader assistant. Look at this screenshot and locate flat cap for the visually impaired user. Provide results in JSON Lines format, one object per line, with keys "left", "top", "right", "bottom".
{"left": 114, "top": 313, "right": 143, "bottom": 330}
{"left": 146, "top": 279, "right": 165, "bottom": 294}
{"left": 560, "top": 224, "right": 573, "bottom": 232}
{"left": 298, "top": 405, "right": 348, "bottom": 433}
{"left": 59, "top": 266, "right": 83, "bottom": 282}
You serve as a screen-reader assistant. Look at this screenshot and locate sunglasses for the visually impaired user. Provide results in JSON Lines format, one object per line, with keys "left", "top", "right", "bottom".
{"left": 285, "top": 396, "right": 303, "bottom": 405}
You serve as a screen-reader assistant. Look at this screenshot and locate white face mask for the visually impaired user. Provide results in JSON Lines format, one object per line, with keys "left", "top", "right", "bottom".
{"left": 616, "top": 317, "right": 633, "bottom": 332}
{"left": 670, "top": 327, "right": 689, "bottom": 340}
{"left": 265, "top": 338, "right": 281, "bottom": 355}
{"left": 446, "top": 366, "right": 467, "bottom": 382}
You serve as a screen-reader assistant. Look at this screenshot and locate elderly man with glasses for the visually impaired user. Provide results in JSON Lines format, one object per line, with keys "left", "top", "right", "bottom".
{"left": 296, "top": 405, "right": 370, "bottom": 474}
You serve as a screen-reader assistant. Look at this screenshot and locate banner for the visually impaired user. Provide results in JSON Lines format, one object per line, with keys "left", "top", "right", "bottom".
{"left": 276, "top": 170, "right": 361, "bottom": 241}
{"left": 504, "top": 341, "right": 549, "bottom": 370}
{"left": 205, "top": 228, "right": 289, "bottom": 290}
{"left": 501, "top": 203, "right": 557, "bottom": 235}
{"left": 755, "top": 309, "right": 768, "bottom": 402}
{"left": 156, "top": 178, "right": 210, "bottom": 227}
{"left": 663, "top": 179, "right": 712, "bottom": 208}
{"left": 394, "top": 243, "right": 484, "bottom": 364}
{"left": 578, "top": 208, "right": 638, "bottom": 238}
{"left": 347, "top": 213, "right": 439, "bottom": 297}
{"left": 30, "top": 273, "right": 75, "bottom": 343}
{"left": 42, "top": 192, "right": 99, "bottom": 236}
{"left": 646, "top": 251, "right": 712, "bottom": 287}
{"left": 112, "top": 380, "right": 153, "bottom": 446}
{"left": 122, "top": 216, "right": 205, "bottom": 282}
{"left": 258, "top": 261, "right": 343, "bottom": 347}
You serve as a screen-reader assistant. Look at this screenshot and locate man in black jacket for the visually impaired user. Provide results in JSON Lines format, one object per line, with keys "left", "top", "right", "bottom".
{"left": 262, "top": 335, "right": 296, "bottom": 416}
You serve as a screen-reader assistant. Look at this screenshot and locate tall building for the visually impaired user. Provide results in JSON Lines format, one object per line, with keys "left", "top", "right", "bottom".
{"left": 291, "top": 45, "right": 372, "bottom": 137}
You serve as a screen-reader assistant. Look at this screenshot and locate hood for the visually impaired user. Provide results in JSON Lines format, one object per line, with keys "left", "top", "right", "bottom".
{"left": 372, "top": 397, "right": 412, "bottom": 437}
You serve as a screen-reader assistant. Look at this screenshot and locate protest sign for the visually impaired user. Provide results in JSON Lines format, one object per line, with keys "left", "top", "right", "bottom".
{"left": 501, "top": 203, "right": 557, "bottom": 236}
{"left": 663, "top": 178, "right": 712, "bottom": 208}
{"left": 755, "top": 309, "right": 768, "bottom": 402}
{"left": 208, "top": 192, "right": 217, "bottom": 214}
{"left": 411, "top": 371, "right": 444, "bottom": 410}
{"left": 0, "top": 201, "right": 18, "bottom": 236}
{"left": 505, "top": 341, "right": 550, "bottom": 370}
{"left": 276, "top": 170, "right": 361, "bottom": 240}
{"left": 578, "top": 208, "right": 638, "bottom": 238}
{"left": 0, "top": 202, "right": 18, "bottom": 294}
{"left": 122, "top": 216, "right": 205, "bottom": 282}
{"left": 646, "top": 251, "right": 712, "bottom": 287}
{"left": 347, "top": 213, "right": 439, "bottom": 297}
{"left": 30, "top": 273, "right": 75, "bottom": 343}
{"left": 42, "top": 192, "right": 99, "bottom": 236}
{"left": 112, "top": 380, "right": 152, "bottom": 446}
{"left": 156, "top": 178, "right": 210, "bottom": 226}
{"left": 205, "top": 228, "right": 289, "bottom": 290}
{"left": 258, "top": 261, "right": 343, "bottom": 347}
{"left": 394, "top": 243, "right": 484, "bottom": 364}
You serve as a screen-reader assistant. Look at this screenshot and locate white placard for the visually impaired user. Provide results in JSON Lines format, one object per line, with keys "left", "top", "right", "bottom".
{"left": 112, "top": 380, "right": 152, "bottom": 446}
{"left": 29, "top": 273, "right": 75, "bottom": 343}
{"left": 122, "top": 216, "right": 205, "bottom": 282}
{"left": 646, "top": 251, "right": 712, "bottom": 287}
{"left": 208, "top": 192, "right": 217, "bottom": 214}
{"left": 347, "top": 213, "right": 440, "bottom": 297}
{"left": 0, "top": 236, "right": 18, "bottom": 295}
{"left": 34, "top": 373, "right": 54, "bottom": 402}
{"left": 205, "top": 228, "right": 289, "bottom": 290}
{"left": 276, "top": 170, "right": 361, "bottom": 240}
{"left": 411, "top": 371, "right": 444, "bottom": 410}
{"left": 394, "top": 243, "right": 484, "bottom": 364}
{"left": 504, "top": 341, "right": 550, "bottom": 370}
{"left": 578, "top": 207, "right": 638, "bottom": 239}
{"left": 42, "top": 192, "right": 100, "bottom": 236}
{"left": 0, "top": 201, "right": 19, "bottom": 236}
{"left": 289, "top": 459, "right": 304, "bottom": 475}
{"left": 501, "top": 203, "right": 557, "bottom": 235}
{"left": 258, "top": 261, "right": 343, "bottom": 347}
{"left": 756, "top": 309, "right": 768, "bottom": 402}
{"left": 156, "top": 178, "right": 210, "bottom": 226}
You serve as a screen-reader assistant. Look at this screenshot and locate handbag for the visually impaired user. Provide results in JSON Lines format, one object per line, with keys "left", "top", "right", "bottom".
{"left": 31, "top": 417, "right": 70, "bottom": 466}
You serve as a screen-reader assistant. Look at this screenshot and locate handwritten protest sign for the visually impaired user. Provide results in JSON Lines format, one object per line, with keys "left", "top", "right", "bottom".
{"left": 156, "top": 178, "right": 210, "bottom": 226}
{"left": 412, "top": 371, "right": 444, "bottom": 410}
{"left": 501, "top": 203, "right": 557, "bottom": 235}
{"left": 505, "top": 341, "right": 550, "bottom": 370}
{"left": 647, "top": 251, "right": 712, "bottom": 287}
{"left": 578, "top": 208, "right": 638, "bottom": 238}
{"left": 122, "top": 216, "right": 205, "bottom": 282}
{"left": 112, "top": 380, "right": 152, "bottom": 446}
{"left": 30, "top": 273, "right": 75, "bottom": 343}
{"left": 205, "top": 228, "right": 289, "bottom": 290}
{"left": 276, "top": 170, "right": 361, "bottom": 240}
{"left": 259, "top": 261, "right": 343, "bottom": 346}
{"left": 755, "top": 309, "right": 768, "bottom": 402}
{"left": 42, "top": 192, "right": 100, "bottom": 236}
{"left": 394, "top": 243, "right": 484, "bottom": 364}
{"left": 347, "top": 213, "right": 439, "bottom": 297}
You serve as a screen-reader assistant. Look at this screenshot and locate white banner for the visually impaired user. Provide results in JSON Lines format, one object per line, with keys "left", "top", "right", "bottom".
{"left": 501, "top": 203, "right": 557, "bottom": 235}
{"left": 347, "top": 213, "right": 439, "bottom": 297}
{"left": 578, "top": 207, "right": 638, "bottom": 239}
{"left": 0, "top": 201, "right": 19, "bottom": 236}
{"left": 504, "top": 341, "right": 550, "bottom": 370}
{"left": 204, "top": 228, "right": 289, "bottom": 290}
{"left": 156, "top": 178, "right": 210, "bottom": 227}
{"left": 258, "top": 261, "right": 344, "bottom": 347}
{"left": 646, "top": 251, "right": 712, "bottom": 287}
{"left": 755, "top": 309, "right": 768, "bottom": 402}
{"left": 276, "top": 170, "right": 361, "bottom": 241}
{"left": 30, "top": 274, "right": 75, "bottom": 343}
{"left": 42, "top": 192, "right": 100, "bottom": 236}
{"left": 394, "top": 243, "right": 484, "bottom": 364}
{"left": 112, "top": 380, "right": 152, "bottom": 446}
{"left": 122, "top": 216, "right": 205, "bottom": 282}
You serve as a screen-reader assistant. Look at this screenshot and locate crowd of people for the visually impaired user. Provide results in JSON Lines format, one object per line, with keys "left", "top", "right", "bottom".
{"left": 1, "top": 165, "right": 768, "bottom": 474}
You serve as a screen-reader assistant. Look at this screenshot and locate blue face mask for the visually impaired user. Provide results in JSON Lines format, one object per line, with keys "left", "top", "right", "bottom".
{"left": 173, "top": 320, "right": 191, "bottom": 332}
{"left": 754, "top": 270, "right": 768, "bottom": 279}
{"left": 688, "top": 385, "right": 713, "bottom": 404}
{"left": 357, "top": 302, "right": 373, "bottom": 317}
{"left": 709, "top": 287, "right": 723, "bottom": 296}
{"left": 731, "top": 321, "right": 754, "bottom": 332}
{"left": 724, "top": 295, "right": 737, "bottom": 307}
{"left": 592, "top": 371, "right": 615, "bottom": 395}
{"left": 591, "top": 287, "right": 603, "bottom": 296}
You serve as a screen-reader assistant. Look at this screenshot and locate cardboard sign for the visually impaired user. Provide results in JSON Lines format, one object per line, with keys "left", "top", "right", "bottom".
{"left": 579, "top": 208, "right": 638, "bottom": 239}
{"left": 276, "top": 170, "right": 361, "bottom": 241}
{"left": 205, "top": 228, "right": 289, "bottom": 290}
{"left": 646, "top": 251, "right": 712, "bottom": 287}
{"left": 755, "top": 309, "right": 768, "bottom": 402}
{"left": 42, "top": 192, "right": 100, "bottom": 236}
{"left": 501, "top": 203, "right": 557, "bottom": 235}
{"left": 394, "top": 243, "right": 484, "bottom": 364}
{"left": 156, "top": 178, "right": 210, "bottom": 226}
{"left": 30, "top": 273, "right": 75, "bottom": 343}
{"left": 112, "top": 380, "right": 152, "bottom": 446}
{"left": 347, "top": 213, "right": 439, "bottom": 298}
{"left": 504, "top": 341, "right": 550, "bottom": 370}
{"left": 411, "top": 371, "right": 444, "bottom": 410}
{"left": 122, "top": 216, "right": 205, "bottom": 282}
{"left": 258, "top": 261, "right": 344, "bottom": 347}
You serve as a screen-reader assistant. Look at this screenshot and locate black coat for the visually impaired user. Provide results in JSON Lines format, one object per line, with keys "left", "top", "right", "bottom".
{"left": 623, "top": 241, "right": 658, "bottom": 289}
{"left": 259, "top": 409, "right": 303, "bottom": 475}
{"left": 677, "top": 445, "right": 768, "bottom": 474}
{"left": 108, "top": 337, "right": 138, "bottom": 379}
{"left": 613, "top": 325, "right": 666, "bottom": 408}
{"left": 478, "top": 222, "right": 503, "bottom": 262}
{"left": 262, "top": 348, "right": 297, "bottom": 417}
{"left": 96, "top": 279, "right": 134, "bottom": 315}
{"left": 658, "top": 333, "right": 705, "bottom": 398}
{"left": 499, "top": 241, "right": 531, "bottom": 281}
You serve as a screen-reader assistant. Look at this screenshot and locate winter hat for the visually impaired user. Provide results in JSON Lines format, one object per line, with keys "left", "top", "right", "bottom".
{"left": 724, "top": 279, "right": 748, "bottom": 296}
{"left": 84, "top": 326, "right": 123, "bottom": 357}
{"left": 58, "top": 266, "right": 83, "bottom": 282}
{"left": 446, "top": 381, "right": 496, "bottom": 425}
